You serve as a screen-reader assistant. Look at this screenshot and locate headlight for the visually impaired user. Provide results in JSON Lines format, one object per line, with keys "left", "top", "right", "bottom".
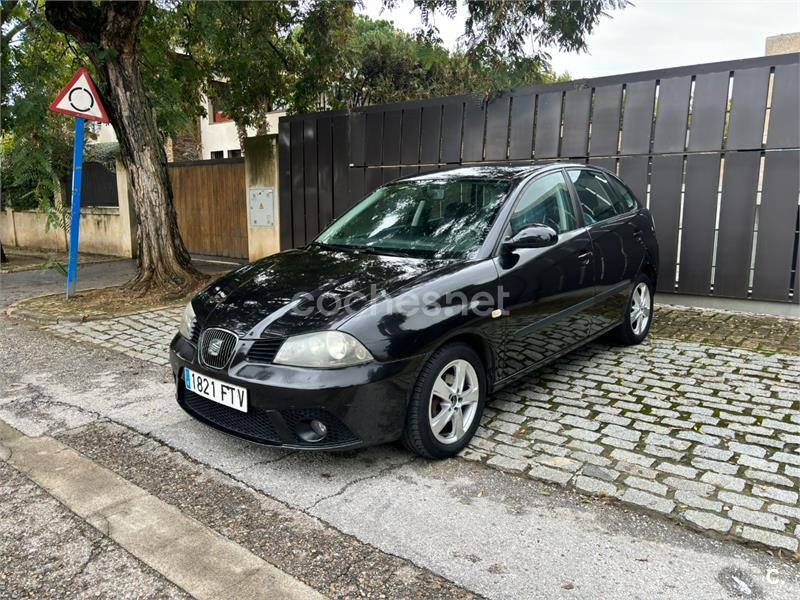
{"left": 179, "top": 301, "right": 196, "bottom": 340}
{"left": 273, "top": 331, "right": 373, "bottom": 368}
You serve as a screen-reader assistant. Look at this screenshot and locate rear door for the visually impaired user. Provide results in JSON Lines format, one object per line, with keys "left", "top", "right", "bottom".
{"left": 566, "top": 168, "right": 647, "bottom": 332}
{"left": 494, "top": 170, "right": 596, "bottom": 381}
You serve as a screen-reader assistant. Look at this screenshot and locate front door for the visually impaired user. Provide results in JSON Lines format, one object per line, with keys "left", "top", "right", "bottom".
{"left": 494, "top": 170, "right": 596, "bottom": 382}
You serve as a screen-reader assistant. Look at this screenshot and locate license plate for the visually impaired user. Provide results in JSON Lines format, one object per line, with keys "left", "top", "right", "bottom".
{"left": 184, "top": 368, "right": 248, "bottom": 413}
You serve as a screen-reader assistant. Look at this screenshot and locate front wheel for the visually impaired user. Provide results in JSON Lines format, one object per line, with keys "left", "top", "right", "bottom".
{"left": 612, "top": 274, "right": 654, "bottom": 345}
{"left": 402, "top": 343, "right": 487, "bottom": 459}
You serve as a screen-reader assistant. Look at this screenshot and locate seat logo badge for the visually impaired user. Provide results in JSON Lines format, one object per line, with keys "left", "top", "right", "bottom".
{"left": 491, "top": 309, "right": 503, "bottom": 319}
{"left": 208, "top": 339, "right": 223, "bottom": 356}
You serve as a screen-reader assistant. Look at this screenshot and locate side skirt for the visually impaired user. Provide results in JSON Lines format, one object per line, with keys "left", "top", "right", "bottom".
{"left": 491, "top": 319, "right": 624, "bottom": 393}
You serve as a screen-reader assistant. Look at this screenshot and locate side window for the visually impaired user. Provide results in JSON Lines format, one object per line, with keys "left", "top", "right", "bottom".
{"left": 568, "top": 169, "right": 631, "bottom": 224}
{"left": 510, "top": 172, "right": 577, "bottom": 235}
{"left": 606, "top": 176, "right": 640, "bottom": 211}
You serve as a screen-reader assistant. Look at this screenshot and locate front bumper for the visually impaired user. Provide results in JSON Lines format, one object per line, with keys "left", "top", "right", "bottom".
{"left": 169, "top": 334, "right": 422, "bottom": 450}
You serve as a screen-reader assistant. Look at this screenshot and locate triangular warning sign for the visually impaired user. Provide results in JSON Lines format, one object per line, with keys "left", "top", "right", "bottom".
{"left": 49, "top": 67, "right": 109, "bottom": 123}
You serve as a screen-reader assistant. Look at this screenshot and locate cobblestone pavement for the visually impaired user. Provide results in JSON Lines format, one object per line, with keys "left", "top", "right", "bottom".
{"left": 40, "top": 305, "right": 800, "bottom": 554}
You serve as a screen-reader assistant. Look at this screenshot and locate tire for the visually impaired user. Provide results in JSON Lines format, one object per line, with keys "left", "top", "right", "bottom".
{"left": 611, "top": 273, "right": 654, "bottom": 345}
{"left": 402, "top": 342, "right": 487, "bottom": 459}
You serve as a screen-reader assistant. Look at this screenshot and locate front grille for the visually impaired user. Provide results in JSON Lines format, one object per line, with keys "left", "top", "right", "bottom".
{"left": 247, "top": 336, "right": 285, "bottom": 363}
{"left": 182, "top": 390, "right": 281, "bottom": 443}
{"left": 280, "top": 408, "right": 358, "bottom": 446}
{"left": 199, "top": 328, "right": 237, "bottom": 369}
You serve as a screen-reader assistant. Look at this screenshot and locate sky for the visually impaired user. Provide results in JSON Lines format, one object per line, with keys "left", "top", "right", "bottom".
{"left": 360, "top": 0, "right": 800, "bottom": 79}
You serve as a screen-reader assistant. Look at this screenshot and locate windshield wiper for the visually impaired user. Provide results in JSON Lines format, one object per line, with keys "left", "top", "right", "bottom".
{"left": 311, "top": 241, "right": 358, "bottom": 253}
{"left": 357, "top": 246, "right": 418, "bottom": 258}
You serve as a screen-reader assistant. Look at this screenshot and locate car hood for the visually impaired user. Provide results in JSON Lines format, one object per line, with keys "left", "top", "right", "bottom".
{"left": 194, "top": 246, "right": 450, "bottom": 338}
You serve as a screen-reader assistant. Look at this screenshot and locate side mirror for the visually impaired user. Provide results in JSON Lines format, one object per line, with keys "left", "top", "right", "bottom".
{"left": 502, "top": 224, "right": 558, "bottom": 250}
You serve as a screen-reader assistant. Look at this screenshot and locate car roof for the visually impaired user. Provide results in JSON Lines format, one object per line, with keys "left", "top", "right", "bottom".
{"left": 395, "top": 163, "right": 590, "bottom": 184}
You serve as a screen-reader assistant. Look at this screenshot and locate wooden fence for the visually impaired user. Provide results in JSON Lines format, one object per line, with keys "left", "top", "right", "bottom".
{"left": 169, "top": 158, "right": 248, "bottom": 259}
{"left": 279, "top": 53, "right": 799, "bottom": 304}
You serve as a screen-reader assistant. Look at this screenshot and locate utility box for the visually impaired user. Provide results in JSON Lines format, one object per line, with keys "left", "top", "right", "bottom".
{"left": 248, "top": 187, "right": 274, "bottom": 227}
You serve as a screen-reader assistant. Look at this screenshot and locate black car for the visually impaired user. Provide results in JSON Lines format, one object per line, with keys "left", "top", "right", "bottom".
{"left": 170, "top": 164, "right": 658, "bottom": 458}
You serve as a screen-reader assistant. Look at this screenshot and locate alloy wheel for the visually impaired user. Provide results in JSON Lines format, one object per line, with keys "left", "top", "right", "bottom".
{"left": 428, "top": 359, "right": 480, "bottom": 445}
{"left": 630, "top": 282, "right": 651, "bottom": 336}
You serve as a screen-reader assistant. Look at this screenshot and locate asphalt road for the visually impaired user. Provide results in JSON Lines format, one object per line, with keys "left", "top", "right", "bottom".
{"left": 1, "top": 313, "right": 798, "bottom": 599}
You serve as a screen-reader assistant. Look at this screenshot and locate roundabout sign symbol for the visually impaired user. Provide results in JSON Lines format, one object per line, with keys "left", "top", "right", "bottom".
{"left": 67, "top": 86, "right": 95, "bottom": 113}
{"left": 49, "top": 67, "right": 108, "bottom": 123}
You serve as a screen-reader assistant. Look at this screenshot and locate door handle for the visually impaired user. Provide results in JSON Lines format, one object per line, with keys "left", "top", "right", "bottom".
{"left": 633, "top": 229, "right": 643, "bottom": 240}
{"left": 577, "top": 250, "right": 592, "bottom": 264}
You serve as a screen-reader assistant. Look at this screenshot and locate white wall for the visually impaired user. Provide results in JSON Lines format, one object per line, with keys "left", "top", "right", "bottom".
{"left": 199, "top": 110, "right": 283, "bottom": 160}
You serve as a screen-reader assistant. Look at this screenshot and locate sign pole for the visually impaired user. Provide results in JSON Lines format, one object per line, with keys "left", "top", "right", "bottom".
{"left": 66, "top": 117, "right": 85, "bottom": 298}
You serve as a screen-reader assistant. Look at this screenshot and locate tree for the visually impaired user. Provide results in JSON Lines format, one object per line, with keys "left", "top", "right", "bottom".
{"left": 319, "top": 16, "right": 567, "bottom": 110}
{"left": 44, "top": 0, "right": 201, "bottom": 294}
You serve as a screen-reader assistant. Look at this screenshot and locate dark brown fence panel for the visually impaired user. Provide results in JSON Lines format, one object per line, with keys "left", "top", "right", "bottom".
{"left": 589, "top": 85, "right": 623, "bottom": 156}
{"left": 401, "top": 107, "right": 422, "bottom": 165}
{"left": 462, "top": 99, "right": 486, "bottom": 162}
{"left": 508, "top": 94, "right": 535, "bottom": 159}
{"left": 561, "top": 88, "right": 591, "bottom": 158}
{"left": 441, "top": 102, "right": 464, "bottom": 163}
{"left": 170, "top": 159, "right": 247, "bottom": 259}
{"left": 278, "top": 53, "right": 800, "bottom": 303}
{"left": 652, "top": 76, "right": 691, "bottom": 153}
{"left": 714, "top": 152, "right": 761, "bottom": 298}
{"left": 648, "top": 155, "right": 684, "bottom": 291}
{"left": 302, "top": 120, "right": 319, "bottom": 241}
{"left": 621, "top": 80, "right": 656, "bottom": 155}
{"left": 677, "top": 153, "right": 721, "bottom": 295}
{"left": 687, "top": 71, "right": 729, "bottom": 152}
{"left": 751, "top": 151, "right": 800, "bottom": 301}
{"left": 484, "top": 96, "right": 511, "bottom": 161}
{"left": 534, "top": 91, "right": 562, "bottom": 159}
{"left": 383, "top": 110, "right": 402, "bottom": 165}
{"left": 726, "top": 67, "right": 770, "bottom": 150}
{"left": 290, "top": 120, "right": 305, "bottom": 247}
{"left": 767, "top": 64, "right": 800, "bottom": 149}
{"left": 419, "top": 106, "right": 442, "bottom": 163}
{"left": 317, "top": 116, "right": 334, "bottom": 231}
{"left": 618, "top": 155, "right": 649, "bottom": 203}
{"left": 278, "top": 121, "right": 292, "bottom": 250}
{"left": 332, "top": 115, "right": 350, "bottom": 218}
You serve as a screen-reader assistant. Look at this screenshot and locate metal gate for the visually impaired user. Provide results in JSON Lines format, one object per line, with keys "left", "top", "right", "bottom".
{"left": 169, "top": 158, "right": 248, "bottom": 259}
{"left": 279, "top": 53, "right": 799, "bottom": 304}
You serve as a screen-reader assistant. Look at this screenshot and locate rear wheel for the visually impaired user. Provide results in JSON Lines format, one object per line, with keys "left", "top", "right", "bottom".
{"left": 402, "top": 343, "right": 487, "bottom": 459}
{"left": 612, "top": 273, "right": 654, "bottom": 345}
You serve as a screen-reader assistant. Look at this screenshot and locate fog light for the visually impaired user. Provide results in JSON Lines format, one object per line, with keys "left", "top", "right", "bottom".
{"left": 311, "top": 420, "right": 327, "bottom": 437}
{"left": 296, "top": 419, "right": 328, "bottom": 443}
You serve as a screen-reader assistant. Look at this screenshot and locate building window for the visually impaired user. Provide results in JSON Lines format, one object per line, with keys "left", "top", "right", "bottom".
{"left": 208, "top": 82, "right": 232, "bottom": 123}
{"left": 210, "top": 150, "right": 224, "bottom": 159}
{"left": 228, "top": 149, "right": 242, "bottom": 158}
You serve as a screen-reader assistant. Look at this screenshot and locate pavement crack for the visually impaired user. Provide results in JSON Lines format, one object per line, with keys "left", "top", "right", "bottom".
{"left": 305, "top": 456, "right": 418, "bottom": 511}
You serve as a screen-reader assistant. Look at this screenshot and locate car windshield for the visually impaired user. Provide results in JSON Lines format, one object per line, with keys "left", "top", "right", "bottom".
{"left": 314, "top": 178, "right": 512, "bottom": 259}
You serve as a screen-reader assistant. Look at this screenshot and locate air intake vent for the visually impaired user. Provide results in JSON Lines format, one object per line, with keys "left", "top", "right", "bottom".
{"left": 199, "top": 328, "right": 237, "bottom": 369}
{"left": 247, "top": 336, "right": 285, "bottom": 364}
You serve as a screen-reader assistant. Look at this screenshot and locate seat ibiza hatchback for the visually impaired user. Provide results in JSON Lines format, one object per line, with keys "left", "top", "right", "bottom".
{"left": 170, "top": 164, "right": 659, "bottom": 458}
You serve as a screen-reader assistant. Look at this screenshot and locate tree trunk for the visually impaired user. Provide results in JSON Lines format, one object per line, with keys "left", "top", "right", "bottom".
{"left": 46, "top": 1, "right": 203, "bottom": 295}
{"left": 0, "top": 242, "right": 7, "bottom": 264}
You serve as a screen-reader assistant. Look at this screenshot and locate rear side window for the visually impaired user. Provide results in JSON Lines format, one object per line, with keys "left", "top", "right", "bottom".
{"left": 568, "top": 169, "right": 632, "bottom": 224}
{"left": 605, "top": 175, "right": 639, "bottom": 211}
